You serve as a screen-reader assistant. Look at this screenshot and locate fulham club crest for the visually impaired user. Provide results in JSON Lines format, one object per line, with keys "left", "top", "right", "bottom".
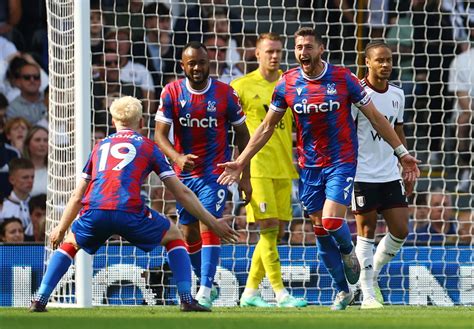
{"left": 356, "top": 196, "right": 365, "bottom": 207}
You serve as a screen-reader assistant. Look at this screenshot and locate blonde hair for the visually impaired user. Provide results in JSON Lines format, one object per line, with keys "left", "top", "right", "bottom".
{"left": 256, "top": 32, "right": 282, "bottom": 47}
{"left": 109, "top": 96, "right": 142, "bottom": 127}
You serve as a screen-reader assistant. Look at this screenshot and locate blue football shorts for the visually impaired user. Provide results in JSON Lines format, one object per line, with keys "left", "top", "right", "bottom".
{"left": 177, "top": 176, "right": 228, "bottom": 225}
{"left": 71, "top": 208, "right": 171, "bottom": 254}
{"left": 299, "top": 162, "right": 356, "bottom": 214}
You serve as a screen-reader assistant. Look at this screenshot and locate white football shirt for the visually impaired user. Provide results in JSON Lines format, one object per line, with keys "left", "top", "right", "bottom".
{"left": 352, "top": 79, "right": 405, "bottom": 182}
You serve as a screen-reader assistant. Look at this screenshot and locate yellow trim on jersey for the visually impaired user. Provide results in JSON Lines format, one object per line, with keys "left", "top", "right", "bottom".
{"left": 231, "top": 69, "right": 298, "bottom": 179}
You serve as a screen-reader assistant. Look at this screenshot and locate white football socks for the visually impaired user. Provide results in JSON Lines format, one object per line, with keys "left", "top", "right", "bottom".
{"left": 275, "top": 288, "right": 289, "bottom": 303}
{"left": 196, "top": 286, "right": 211, "bottom": 300}
{"left": 356, "top": 236, "right": 375, "bottom": 299}
{"left": 373, "top": 232, "right": 405, "bottom": 280}
{"left": 242, "top": 287, "right": 259, "bottom": 298}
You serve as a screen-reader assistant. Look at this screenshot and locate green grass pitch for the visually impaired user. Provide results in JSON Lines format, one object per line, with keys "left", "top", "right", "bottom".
{"left": 1, "top": 306, "right": 472, "bottom": 329}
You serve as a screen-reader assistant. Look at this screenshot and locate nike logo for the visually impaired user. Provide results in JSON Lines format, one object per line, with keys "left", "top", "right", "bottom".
{"left": 216, "top": 203, "right": 222, "bottom": 212}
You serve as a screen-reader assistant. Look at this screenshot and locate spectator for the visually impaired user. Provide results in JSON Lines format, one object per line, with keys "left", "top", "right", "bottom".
{"left": 237, "top": 33, "right": 258, "bottom": 74}
{"left": 173, "top": 0, "right": 243, "bottom": 58}
{"left": 0, "top": 133, "right": 20, "bottom": 200}
{"left": 413, "top": 0, "right": 456, "bottom": 165}
{"left": 457, "top": 209, "right": 473, "bottom": 245}
{"left": 288, "top": 219, "right": 315, "bottom": 245}
{"left": 104, "top": 28, "right": 155, "bottom": 115}
{"left": 0, "top": 0, "right": 22, "bottom": 39}
{"left": 204, "top": 35, "right": 242, "bottom": 84}
{"left": 92, "top": 51, "right": 143, "bottom": 130}
{"left": 36, "top": 85, "right": 48, "bottom": 129}
{"left": 1, "top": 54, "right": 48, "bottom": 102}
{"left": 0, "top": 35, "right": 17, "bottom": 72}
{"left": 233, "top": 206, "right": 259, "bottom": 245}
{"left": 1, "top": 158, "right": 34, "bottom": 240}
{"left": 408, "top": 189, "right": 457, "bottom": 244}
{"left": 300, "top": 0, "right": 357, "bottom": 68}
{"left": 408, "top": 193, "right": 430, "bottom": 239}
{"left": 134, "top": 2, "right": 178, "bottom": 95}
{"left": 92, "top": 126, "right": 107, "bottom": 146}
{"left": 0, "top": 217, "right": 24, "bottom": 243}
{"left": 448, "top": 28, "right": 474, "bottom": 192}
{"left": 6, "top": 62, "right": 47, "bottom": 125}
{"left": 90, "top": 5, "right": 107, "bottom": 66}
{"left": 366, "top": 0, "right": 389, "bottom": 39}
{"left": 4, "top": 116, "right": 31, "bottom": 154}
{"left": 385, "top": 1, "right": 416, "bottom": 116}
{"left": 29, "top": 193, "right": 46, "bottom": 242}
{"left": 106, "top": 0, "right": 145, "bottom": 42}
{"left": 23, "top": 126, "right": 48, "bottom": 197}
{"left": 0, "top": 92, "right": 8, "bottom": 142}
{"left": 206, "top": 7, "right": 242, "bottom": 71}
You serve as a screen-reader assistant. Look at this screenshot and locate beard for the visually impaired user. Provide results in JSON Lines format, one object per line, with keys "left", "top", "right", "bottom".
{"left": 184, "top": 68, "right": 210, "bottom": 85}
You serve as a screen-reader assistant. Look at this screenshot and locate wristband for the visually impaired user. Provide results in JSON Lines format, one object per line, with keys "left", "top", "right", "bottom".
{"left": 394, "top": 145, "right": 409, "bottom": 159}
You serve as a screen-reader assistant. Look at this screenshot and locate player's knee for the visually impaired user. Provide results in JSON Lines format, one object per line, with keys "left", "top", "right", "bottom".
{"left": 59, "top": 242, "right": 78, "bottom": 259}
{"left": 161, "top": 223, "right": 183, "bottom": 246}
{"left": 313, "top": 225, "right": 329, "bottom": 237}
{"left": 258, "top": 218, "right": 279, "bottom": 230}
{"left": 321, "top": 217, "right": 344, "bottom": 231}
{"left": 391, "top": 227, "right": 408, "bottom": 240}
{"left": 181, "top": 222, "right": 201, "bottom": 243}
{"left": 360, "top": 225, "right": 376, "bottom": 239}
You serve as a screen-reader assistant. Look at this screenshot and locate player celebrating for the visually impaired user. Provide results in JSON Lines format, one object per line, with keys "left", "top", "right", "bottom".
{"left": 154, "top": 41, "right": 251, "bottom": 308}
{"left": 231, "top": 32, "right": 306, "bottom": 308}
{"left": 217, "top": 28, "right": 420, "bottom": 311}
{"left": 352, "top": 41, "right": 412, "bottom": 309}
{"left": 29, "top": 96, "right": 237, "bottom": 313}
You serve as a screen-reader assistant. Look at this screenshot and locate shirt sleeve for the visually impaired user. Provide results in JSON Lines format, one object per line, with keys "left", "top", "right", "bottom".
{"left": 227, "top": 87, "right": 246, "bottom": 126}
{"left": 155, "top": 85, "right": 174, "bottom": 125}
{"left": 396, "top": 91, "right": 405, "bottom": 124}
{"left": 81, "top": 147, "right": 96, "bottom": 180}
{"left": 269, "top": 77, "right": 288, "bottom": 113}
{"left": 346, "top": 71, "right": 371, "bottom": 108}
{"left": 152, "top": 144, "right": 175, "bottom": 180}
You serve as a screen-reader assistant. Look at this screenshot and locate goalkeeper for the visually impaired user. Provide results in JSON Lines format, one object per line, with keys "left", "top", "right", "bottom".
{"left": 230, "top": 32, "right": 307, "bottom": 308}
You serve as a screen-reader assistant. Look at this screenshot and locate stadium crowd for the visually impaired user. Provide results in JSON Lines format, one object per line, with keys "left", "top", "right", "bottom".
{"left": 0, "top": 0, "right": 473, "bottom": 249}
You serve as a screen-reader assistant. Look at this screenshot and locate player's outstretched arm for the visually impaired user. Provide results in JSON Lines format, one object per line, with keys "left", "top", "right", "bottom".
{"left": 217, "top": 109, "right": 285, "bottom": 185}
{"left": 163, "top": 176, "right": 239, "bottom": 243}
{"left": 154, "top": 121, "right": 198, "bottom": 172}
{"left": 360, "top": 101, "right": 421, "bottom": 181}
{"left": 50, "top": 178, "right": 89, "bottom": 249}
{"left": 232, "top": 122, "right": 252, "bottom": 204}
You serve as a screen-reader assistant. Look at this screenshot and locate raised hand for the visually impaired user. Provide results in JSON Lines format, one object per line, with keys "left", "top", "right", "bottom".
{"left": 217, "top": 161, "right": 244, "bottom": 185}
{"left": 175, "top": 154, "right": 198, "bottom": 172}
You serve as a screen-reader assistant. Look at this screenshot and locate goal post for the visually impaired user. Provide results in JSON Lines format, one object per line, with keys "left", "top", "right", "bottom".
{"left": 45, "top": 0, "right": 93, "bottom": 307}
{"left": 73, "top": 0, "right": 93, "bottom": 308}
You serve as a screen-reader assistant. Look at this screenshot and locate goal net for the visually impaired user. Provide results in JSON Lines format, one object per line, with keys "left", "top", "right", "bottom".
{"left": 44, "top": 0, "right": 473, "bottom": 307}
